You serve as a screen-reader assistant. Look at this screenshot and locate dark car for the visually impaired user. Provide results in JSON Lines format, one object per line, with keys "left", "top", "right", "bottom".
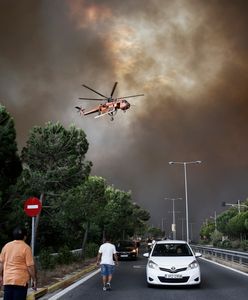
{"left": 116, "top": 240, "right": 138, "bottom": 260}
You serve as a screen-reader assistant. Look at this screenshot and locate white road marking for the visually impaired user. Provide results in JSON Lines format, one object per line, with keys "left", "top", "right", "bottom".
{"left": 200, "top": 257, "right": 248, "bottom": 277}
{"left": 48, "top": 269, "right": 100, "bottom": 300}
{"left": 133, "top": 265, "right": 146, "bottom": 269}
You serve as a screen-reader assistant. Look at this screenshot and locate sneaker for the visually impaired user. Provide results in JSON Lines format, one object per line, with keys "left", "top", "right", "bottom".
{"left": 103, "top": 286, "right": 107, "bottom": 291}
{"left": 106, "top": 282, "right": 111, "bottom": 291}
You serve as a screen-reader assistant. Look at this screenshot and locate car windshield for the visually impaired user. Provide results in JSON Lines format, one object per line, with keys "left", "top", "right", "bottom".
{"left": 151, "top": 243, "right": 193, "bottom": 257}
{"left": 117, "top": 241, "right": 135, "bottom": 247}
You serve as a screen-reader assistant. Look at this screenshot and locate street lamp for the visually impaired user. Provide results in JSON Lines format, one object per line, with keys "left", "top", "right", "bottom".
{"left": 222, "top": 200, "right": 248, "bottom": 214}
{"left": 210, "top": 211, "right": 217, "bottom": 231}
{"left": 161, "top": 217, "right": 166, "bottom": 232}
{"left": 165, "top": 197, "right": 182, "bottom": 240}
{"left": 189, "top": 222, "right": 195, "bottom": 242}
{"left": 179, "top": 217, "right": 185, "bottom": 240}
{"left": 169, "top": 160, "right": 202, "bottom": 243}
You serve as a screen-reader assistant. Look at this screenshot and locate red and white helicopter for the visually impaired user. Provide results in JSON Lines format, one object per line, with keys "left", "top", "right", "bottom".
{"left": 75, "top": 82, "right": 144, "bottom": 121}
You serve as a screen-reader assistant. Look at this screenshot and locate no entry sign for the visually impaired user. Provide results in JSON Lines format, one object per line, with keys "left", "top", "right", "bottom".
{"left": 24, "top": 197, "right": 42, "bottom": 217}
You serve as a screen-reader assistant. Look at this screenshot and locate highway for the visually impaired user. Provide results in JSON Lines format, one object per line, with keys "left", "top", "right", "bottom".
{"left": 44, "top": 254, "right": 248, "bottom": 300}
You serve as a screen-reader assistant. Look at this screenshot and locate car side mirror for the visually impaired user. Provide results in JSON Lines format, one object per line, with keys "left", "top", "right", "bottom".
{"left": 195, "top": 252, "right": 202, "bottom": 258}
{"left": 143, "top": 252, "right": 149, "bottom": 258}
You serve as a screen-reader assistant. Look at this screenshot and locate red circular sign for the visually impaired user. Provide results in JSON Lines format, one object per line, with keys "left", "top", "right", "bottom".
{"left": 24, "top": 197, "right": 42, "bottom": 217}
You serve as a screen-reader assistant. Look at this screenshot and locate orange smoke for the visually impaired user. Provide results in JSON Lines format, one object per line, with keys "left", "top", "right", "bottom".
{"left": 67, "top": 0, "right": 112, "bottom": 29}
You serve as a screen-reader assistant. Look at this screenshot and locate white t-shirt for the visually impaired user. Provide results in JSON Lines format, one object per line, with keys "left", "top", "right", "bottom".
{"left": 98, "top": 242, "right": 117, "bottom": 265}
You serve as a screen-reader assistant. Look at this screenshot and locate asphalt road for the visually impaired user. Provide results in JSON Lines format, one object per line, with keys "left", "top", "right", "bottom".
{"left": 46, "top": 255, "right": 248, "bottom": 300}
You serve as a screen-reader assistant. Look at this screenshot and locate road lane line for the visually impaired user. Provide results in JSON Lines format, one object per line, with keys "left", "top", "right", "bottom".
{"left": 200, "top": 257, "right": 248, "bottom": 277}
{"left": 133, "top": 265, "right": 146, "bottom": 268}
{"left": 48, "top": 269, "right": 100, "bottom": 300}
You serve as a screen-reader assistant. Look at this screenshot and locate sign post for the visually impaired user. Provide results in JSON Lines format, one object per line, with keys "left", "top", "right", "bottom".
{"left": 24, "top": 197, "right": 42, "bottom": 255}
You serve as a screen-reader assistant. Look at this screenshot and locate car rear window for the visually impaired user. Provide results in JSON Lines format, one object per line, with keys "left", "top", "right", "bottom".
{"left": 117, "top": 241, "right": 135, "bottom": 247}
{"left": 151, "top": 243, "right": 193, "bottom": 257}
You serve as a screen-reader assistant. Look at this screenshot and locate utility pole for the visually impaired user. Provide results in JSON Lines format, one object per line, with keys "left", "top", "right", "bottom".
{"left": 165, "top": 197, "right": 182, "bottom": 240}
{"left": 210, "top": 211, "right": 217, "bottom": 231}
{"left": 179, "top": 217, "right": 185, "bottom": 240}
{"left": 169, "top": 160, "right": 202, "bottom": 243}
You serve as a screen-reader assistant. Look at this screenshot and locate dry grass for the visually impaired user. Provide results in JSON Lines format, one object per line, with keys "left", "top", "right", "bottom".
{"left": 37, "top": 258, "right": 96, "bottom": 288}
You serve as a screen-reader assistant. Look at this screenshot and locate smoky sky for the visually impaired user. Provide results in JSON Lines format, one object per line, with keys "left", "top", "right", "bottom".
{"left": 1, "top": 0, "right": 248, "bottom": 240}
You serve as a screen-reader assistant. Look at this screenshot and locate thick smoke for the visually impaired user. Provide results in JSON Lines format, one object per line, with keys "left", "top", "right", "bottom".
{"left": 1, "top": 0, "right": 248, "bottom": 239}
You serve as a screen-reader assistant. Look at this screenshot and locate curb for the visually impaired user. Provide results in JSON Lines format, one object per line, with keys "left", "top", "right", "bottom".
{"left": 26, "top": 263, "right": 98, "bottom": 300}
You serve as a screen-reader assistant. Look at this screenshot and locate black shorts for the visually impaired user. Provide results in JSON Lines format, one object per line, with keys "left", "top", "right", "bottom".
{"left": 3, "top": 284, "right": 28, "bottom": 300}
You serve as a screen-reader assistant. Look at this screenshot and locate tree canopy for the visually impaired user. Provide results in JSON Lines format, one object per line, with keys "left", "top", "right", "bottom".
{"left": 0, "top": 105, "right": 22, "bottom": 244}
{"left": 0, "top": 105, "right": 22, "bottom": 194}
{"left": 21, "top": 122, "right": 92, "bottom": 194}
{"left": 200, "top": 199, "right": 248, "bottom": 246}
{"left": 0, "top": 109, "right": 151, "bottom": 252}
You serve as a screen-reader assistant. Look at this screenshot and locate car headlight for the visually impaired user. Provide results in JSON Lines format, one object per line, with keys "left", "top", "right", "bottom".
{"left": 131, "top": 249, "right": 137, "bottom": 253}
{"left": 148, "top": 260, "right": 159, "bottom": 269}
{"left": 188, "top": 260, "right": 199, "bottom": 269}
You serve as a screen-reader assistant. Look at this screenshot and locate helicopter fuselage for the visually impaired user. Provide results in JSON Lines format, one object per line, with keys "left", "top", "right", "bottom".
{"left": 99, "top": 99, "right": 130, "bottom": 113}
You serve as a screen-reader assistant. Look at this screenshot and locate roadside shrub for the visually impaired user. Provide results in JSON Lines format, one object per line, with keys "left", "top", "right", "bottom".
{"left": 71, "top": 250, "right": 83, "bottom": 262}
{"left": 39, "top": 248, "right": 56, "bottom": 270}
{"left": 211, "top": 230, "right": 222, "bottom": 247}
{"left": 213, "top": 240, "right": 222, "bottom": 248}
{"left": 230, "top": 239, "right": 240, "bottom": 249}
{"left": 199, "top": 239, "right": 209, "bottom": 245}
{"left": 56, "top": 245, "right": 74, "bottom": 265}
{"left": 240, "top": 240, "right": 248, "bottom": 251}
{"left": 85, "top": 242, "right": 98, "bottom": 258}
{"left": 221, "top": 239, "right": 231, "bottom": 249}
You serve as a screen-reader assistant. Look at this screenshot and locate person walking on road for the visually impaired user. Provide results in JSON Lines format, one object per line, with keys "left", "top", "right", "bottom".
{"left": 96, "top": 236, "right": 118, "bottom": 291}
{"left": 0, "top": 226, "right": 37, "bottom": 300}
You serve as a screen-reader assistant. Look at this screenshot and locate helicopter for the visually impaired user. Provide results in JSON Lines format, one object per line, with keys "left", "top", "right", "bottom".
{"left": 75, "top": 82, "right": 144, "bottom": 121}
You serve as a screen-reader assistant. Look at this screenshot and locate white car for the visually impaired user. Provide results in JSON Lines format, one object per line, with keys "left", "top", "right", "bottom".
{"left": 143, "top": 240, "right": 201, "bottom": 287}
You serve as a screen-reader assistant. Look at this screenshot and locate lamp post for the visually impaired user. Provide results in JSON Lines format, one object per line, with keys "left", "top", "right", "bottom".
{"left": 165, "top": 197, "right": 182, "bottom": 240}
{"left": 210, "top": 211, "right": 217, "bottom": 231}
{"left": 189, "top": 222, "right": 195, "bottom": 242}
{"left": 179, "top": 217, "right": 185, "bottom": 240}
{"left": 169, "top": 160, "right": 202, "bottom": 243}
{"left": 222, "top": 200, "right": 248, "bottom": 214}
{"left": 161, "top": 217, "right": 166, "bottom": 232}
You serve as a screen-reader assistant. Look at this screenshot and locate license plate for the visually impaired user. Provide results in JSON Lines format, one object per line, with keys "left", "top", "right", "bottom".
{"left": 121, "top": 254, "right": 128, "bottom": 257}
{"left": 165, "top": 274, "right": 183, "bottom": 279}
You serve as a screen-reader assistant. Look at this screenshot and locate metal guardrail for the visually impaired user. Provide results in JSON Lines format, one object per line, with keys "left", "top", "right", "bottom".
{"left": 191, "top": 245, "right": 248, "bottom": 268}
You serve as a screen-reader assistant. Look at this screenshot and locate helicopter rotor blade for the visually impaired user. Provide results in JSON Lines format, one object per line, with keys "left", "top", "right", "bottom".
{"left": 78, "top": 97, "right": 105, "bottom": 101}
{"left": 116, "top": 94, "right": 144, "bottom": 100}
{"left": 82, "top": 84, "right": 108, "bottom": 99}
{"left": 110, "top": 82, "right": 118, "bottom": 98}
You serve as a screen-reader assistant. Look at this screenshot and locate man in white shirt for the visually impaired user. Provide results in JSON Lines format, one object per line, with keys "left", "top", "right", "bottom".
{"left": 96, "top": 236, "right": 118, "bottom": 291}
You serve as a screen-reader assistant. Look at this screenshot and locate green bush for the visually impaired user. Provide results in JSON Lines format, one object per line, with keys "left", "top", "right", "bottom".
{"left": 84, "top": 242, "right": 98, "bottom": 258}
{"left": 240, "top": 240, "right": 248, "bottom": 251}
{"left": 56, "top": 245, "right": 74, "bottom": 265}
{"left": 213, "top": 240, "right": 222, "bottom": 248}
{"left": 39, "top": 248, "right": 56, "bottom": 270}
{"left": 199, "top": 239, "right": 210, "bottom": 245}
{"left": 221, "top": 239, "right": 231, "bottom": 249}
{"left": 210, "top": 230, "right": 222, "bottom": 246}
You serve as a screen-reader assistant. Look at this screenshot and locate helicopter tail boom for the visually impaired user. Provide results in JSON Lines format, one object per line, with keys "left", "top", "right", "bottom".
{"left": 75, "top": 106, "right": 85, "bottom": 116}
